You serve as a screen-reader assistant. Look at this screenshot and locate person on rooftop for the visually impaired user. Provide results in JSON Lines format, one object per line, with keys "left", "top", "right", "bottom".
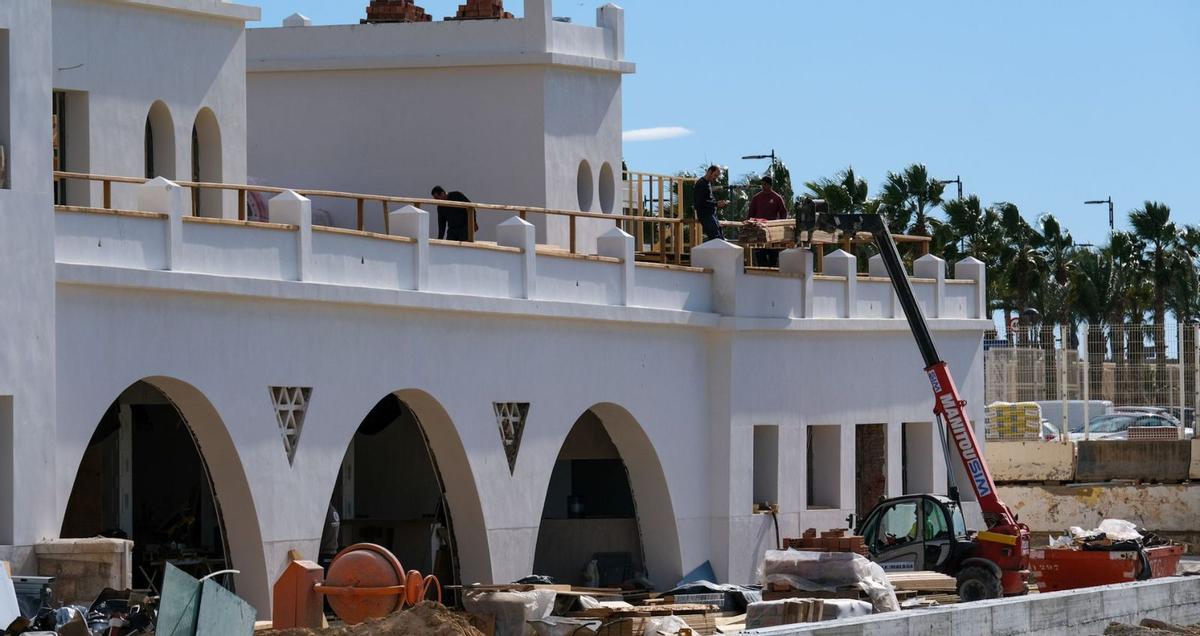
{"left": 432, "top": 185, "right": 476, "bottom": 241}
{"left": 747, "top": 176, "right": 788, "bottom": 221}
{"left": 693, "top": 165, "right": 728, "bottom": 242}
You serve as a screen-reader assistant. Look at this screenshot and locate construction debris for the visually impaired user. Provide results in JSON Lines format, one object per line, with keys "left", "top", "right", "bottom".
{"left": 1105, "top": 619, "right": 1200, "bottom": 635}
{"left": 759, "top": 550, "right": 899, "bottom": 614}
{"left": 1032, "top": 519, "right": 1184, "bottom": 592}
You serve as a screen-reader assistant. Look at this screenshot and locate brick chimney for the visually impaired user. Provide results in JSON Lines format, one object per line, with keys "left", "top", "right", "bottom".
{"left": 449, "top": 0, "right": 515, "bottom": 20}
{"left": 363, "top": 0, "right": 432, "bottom": 23}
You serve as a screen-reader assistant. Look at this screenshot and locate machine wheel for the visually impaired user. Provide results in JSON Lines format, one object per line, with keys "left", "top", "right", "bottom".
{"left": 956, "top": 565, "right": 1003, "bottom": 602}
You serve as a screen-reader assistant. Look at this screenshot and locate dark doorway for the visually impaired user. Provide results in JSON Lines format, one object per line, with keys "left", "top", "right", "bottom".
{"left": 330, "top": 396, "right": 459, "bottom": 587}
{"left": 855, "top": 424, "right": 888, "bottom": 519}
{"left": 61, "top": 382, "right": 230, "bottom": 592}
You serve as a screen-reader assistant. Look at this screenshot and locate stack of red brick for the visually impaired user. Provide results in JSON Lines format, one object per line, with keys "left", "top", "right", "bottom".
{"left": 363, "top": 0, "right": 432, "bottom": 23}
{"left": 450, "top": 0, "right": 514, "bottom": 20}
{"left": 783, "top": 528, "right": 870, "bottom": 557}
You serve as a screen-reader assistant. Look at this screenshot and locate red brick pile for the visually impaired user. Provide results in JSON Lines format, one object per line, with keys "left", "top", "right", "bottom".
{"left": 783, "top": 528, "right": 870, "bottom": 557}
{"left": 449, "top": 0, "right": 514, "bottom": 20}
{"left": 363, "top": 0, "right": 432, "bottom": 23}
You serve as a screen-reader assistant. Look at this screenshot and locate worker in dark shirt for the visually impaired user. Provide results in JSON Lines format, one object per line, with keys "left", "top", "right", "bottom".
{"left": 432, "top": 185, "right": 476, "bottom": 241}
{"left": 693, "top": 165, "right": 728, "bottom": 242}
{"left": 747, "top": 176, "right": 788, "bottom": 220}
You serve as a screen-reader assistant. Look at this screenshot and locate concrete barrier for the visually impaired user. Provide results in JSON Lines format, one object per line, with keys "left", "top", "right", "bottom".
{"left": 987, "top": 441, "right": 1075, "bottom": 482}
{"left": 1191, "top": 439, "right": 1200, "bottom": 481}
{"left": 744, "top": 576, "right": 1200, "bottom": 635}
{"left": 1076, "top": 440, "right": 1191, "bottom": 482}
{"left": 997, "top": 483, "right": 1200, "bottom": 543}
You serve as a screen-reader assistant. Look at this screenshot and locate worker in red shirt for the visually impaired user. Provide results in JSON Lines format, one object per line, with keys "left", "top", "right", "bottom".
{"left": 747, "top": 176, "right": 788, "bottom": 220}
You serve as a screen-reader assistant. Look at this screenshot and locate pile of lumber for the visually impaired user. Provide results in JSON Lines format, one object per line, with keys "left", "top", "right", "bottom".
{"left": 568, "top": 603, "right": 719, "bottom": 636}
{"left": 783, "top": 528, "right": 870, "bottom": 556}
{"left": 886, "top": 571, "right": 957, "bottom": 593}
{"left": 736, "top": 219, "right": 794, "bottom": 245}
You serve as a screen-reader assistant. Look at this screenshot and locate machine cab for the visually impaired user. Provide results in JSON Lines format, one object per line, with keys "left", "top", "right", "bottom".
{"left": 857, "top": 494, "right": 969, "bottom": 573}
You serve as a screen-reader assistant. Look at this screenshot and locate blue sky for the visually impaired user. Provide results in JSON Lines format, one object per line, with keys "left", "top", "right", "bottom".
{"left": 249, "top": 1, "right": 1200, "bottom": 246}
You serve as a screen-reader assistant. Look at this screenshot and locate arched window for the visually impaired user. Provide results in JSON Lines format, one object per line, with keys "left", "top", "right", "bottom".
{"left": 191, "top": 108, "right": 222, "bottom": 217}
{"left": 144, "top": 101, "right": 176, "bottom": 180}
{"left": 576, "top": 160, "right": 594, "bottom": 212}
{"left": 598, "top": 162, "right": 615, "bottom": 213}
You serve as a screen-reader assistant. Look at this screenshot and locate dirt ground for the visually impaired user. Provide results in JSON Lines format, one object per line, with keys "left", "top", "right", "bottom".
{"left": 1105, "top": 621, "right": 1200, "bottom": 635}
{"left": 259, "top": 602, "right": 484, "bottom": 636}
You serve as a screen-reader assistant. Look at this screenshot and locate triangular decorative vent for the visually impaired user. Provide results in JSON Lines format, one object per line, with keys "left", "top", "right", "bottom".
{"left": 494, "top": 402, "right": 529, "bottom": 474}
{"left": 271, "top": 386, "right": 311, "bottom": 465}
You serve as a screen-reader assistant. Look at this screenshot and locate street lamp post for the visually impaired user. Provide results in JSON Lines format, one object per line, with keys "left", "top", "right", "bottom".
{"left": 935, "top": 175, "right": 963, "bottom": 201}
{"left": 1084, "top": 196, "right": 1114, "bottom": 233}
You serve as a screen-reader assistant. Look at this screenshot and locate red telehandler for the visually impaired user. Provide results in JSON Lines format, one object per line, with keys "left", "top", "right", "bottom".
{"left": 798, "top": 205, "right": 1030, "bottom": 601}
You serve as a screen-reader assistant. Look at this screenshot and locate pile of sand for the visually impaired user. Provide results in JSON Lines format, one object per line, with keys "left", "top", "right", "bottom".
{"left": 261, "top": 602, "right": 484, "bottom": 636}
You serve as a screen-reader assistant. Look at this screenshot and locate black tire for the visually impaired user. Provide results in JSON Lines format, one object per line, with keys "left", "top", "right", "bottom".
{"left": 956, "top": 565, "right": 1003, "bottom": 602}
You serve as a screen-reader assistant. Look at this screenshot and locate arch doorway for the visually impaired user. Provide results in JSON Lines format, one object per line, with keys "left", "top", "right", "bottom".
{"left": 61, "top": 381, "right": 231, "bottom": 592}
{"left": 327, "top": 394, "right": 467, "bottom": 588}
{"left": 191, "top": 108, "right": 222, "bottom": 217}
{"left": 533, "top": 405, "right": 682, "bottom": 589}
{"left": 144, "top": 101, "right": 176, "bottom": 180}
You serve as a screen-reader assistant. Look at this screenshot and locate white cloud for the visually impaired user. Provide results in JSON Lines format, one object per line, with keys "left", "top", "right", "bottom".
{"left": 622, "top": 126, "right": 694, "bottom": 142}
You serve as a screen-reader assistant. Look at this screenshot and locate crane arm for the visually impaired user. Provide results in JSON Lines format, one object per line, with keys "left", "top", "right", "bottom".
{"left": 797, "top": 209, "right": 1016, "bottom": 530}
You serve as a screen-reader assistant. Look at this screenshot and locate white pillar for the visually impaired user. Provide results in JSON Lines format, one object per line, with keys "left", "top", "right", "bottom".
{"left": 596, "top": 3, "right": 625, "bottom": 60}
{"left": 914, "top": 253, "right": 946, "bottom": 319}
{"left": 269, "top": 190, "right": 312, "bottom": 282}
{"left": 390, "top": 205, "right": 429, "bottom": 291}
{"left": 780, "top": 247, "right": 814, "bottom": 319}
{"left": 136, "top": 176, "right": 186, "bottom": 271}
{"left": 497, "top": 216, "right": 537, "bottom": 300}
{"left": 823, "top": 249, "right": 857, "bottom": 319}
{"left": 954, "top": 256, "right": 987, "bottom": 320}
{"left": 691, "top": 239, "right": 743, "bottom": 316}
{"left": 868, "top": 253, "right": 898, "bottom": 318}
{"left": 597, "top": 226, "right": 634, "bottom": 306}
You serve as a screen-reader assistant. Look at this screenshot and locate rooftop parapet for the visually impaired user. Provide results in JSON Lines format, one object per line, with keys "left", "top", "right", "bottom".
{"left": 249, "top": 0, "right": 632, "bottom": 74}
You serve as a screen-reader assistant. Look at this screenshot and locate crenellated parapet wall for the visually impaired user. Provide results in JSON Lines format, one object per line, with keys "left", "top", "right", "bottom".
{"left": 55, "top": 180, "right": 989, "bottom": 326}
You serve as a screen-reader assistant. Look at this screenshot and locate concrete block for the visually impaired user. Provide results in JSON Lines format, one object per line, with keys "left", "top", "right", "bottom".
{"left": 269, "top": 190, "right": 312, "bottom": 281}
{"left": 497, "top": 216, "right": 536, "bottom": 299}
{"left": 691, "top": 239, "right": 743, "bottom": 315}
{"left": 822, "top": 249, "right": 856, "bottom": 318}
{"left": 136, "top": 176, "right": 185, "bottom": 270}
{"left": 949, "top": 603, "right": 993, "bottom": 636}
{"left": 1135, "top": 580, "right": 1173, "bottom": 614}
{"left": 596, "top": 226, "right": 633, "bottom": 306}
{"left": 1191, "top": 439, "right": 1200, "bottom": 480}
{"left": 1101, "top": 585, "right": 1141, "bottom": 623}
{"left": 1065, "top": 589, "right": 1104, "bottom": 626}
{"left": 1076, "top": 440, "right": 1190, "bottom": 482}
{"left": 1027, "top": 594, "right": 1071, "bottom": 632}
{"left": 389, "top": 205, "right": 428, "bottom": 290}
{"left": 987, "top": 441, "right": 1074, "bottom": 482}
{"left": 904, "top": 608, "right": 952, "bottom": 635}
{"left": 989, "top": 599, "right": 1031, "bottom": 636}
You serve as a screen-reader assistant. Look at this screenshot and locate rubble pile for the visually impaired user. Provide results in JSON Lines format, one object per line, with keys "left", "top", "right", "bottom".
{"left": 1047, "top": 519, "right": 1173, "bottom": 551}
{"left": 1105, "top": 619, "right": 1200, "bottom": 635}
{"left": 261, "top": 602, "right": 483, "bottom": 636}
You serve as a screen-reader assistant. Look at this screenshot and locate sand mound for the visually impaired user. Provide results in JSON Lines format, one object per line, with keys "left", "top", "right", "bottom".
{"left": 262, "top": 602, "right": 484, "bottom": 636}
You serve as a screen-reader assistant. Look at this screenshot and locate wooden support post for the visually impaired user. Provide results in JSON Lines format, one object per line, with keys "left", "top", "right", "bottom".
{"left": 569, "top": 215, "right": 577, "bottom": 254}
{"left": 636, "top": 174, "right": 645, "bottom": 253}
{"left": 238, "top": 189, "right": 247, "bottom": 221}
{"left": 519, "top": 209, "right": 527, "bottom": 221}
{"left": 103, "top": 179, "right": 112, "bottom": 209}
{"left": 660, "top": 220, "right": 667, "bottom": 263}
{"left": 815, "top": 243, "right": 825, "bottom": 273}
{"left": 841, "top": 236, "right": 852, "bottom": 253}
{"left": 467, "top": 207, "right": 476, "bottom": 242}
{"left": 674, "top": 220, "right": 683, "bottom": 264}
{"left": 356, "top": 198, "right": 364, "bottom": 231}
{"left": 381, "top": 200, "right": 389, "bottom": 234}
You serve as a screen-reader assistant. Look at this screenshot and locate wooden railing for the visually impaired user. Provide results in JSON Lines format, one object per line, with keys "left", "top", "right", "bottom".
{"left": 53, "top": 171, "right": 691, "bottom": 264}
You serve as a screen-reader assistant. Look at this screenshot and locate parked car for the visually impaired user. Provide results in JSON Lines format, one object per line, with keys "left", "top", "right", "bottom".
{"left": 1111, "top": 406, "right": 1183, "bottom": 426}
{"left": 1041, "top": 420, "right": 1060, "bottom": 441}
{"left": 1068, "top": 413, "right": 1191, "bottom": 441}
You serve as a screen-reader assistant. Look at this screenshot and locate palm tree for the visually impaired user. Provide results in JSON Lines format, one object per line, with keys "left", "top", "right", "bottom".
{"left": 1035, "top": 214, "right": 1075, "bottom": 326}
{"left": 879, "top": 164, "right": 945, "bottom": 237}
{"left": 1128, "top": 202, "right": 1181, "bottom": 394}
{"left": 805, "top": 167, "right": 869, "bottom": 215}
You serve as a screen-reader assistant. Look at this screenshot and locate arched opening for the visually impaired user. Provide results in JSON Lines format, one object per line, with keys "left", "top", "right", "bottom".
{"left": 62, "top": 380, "right": 233, "bottom": 592}
{"left": 144, "top": 101, "right": 176, "bottom": 180}
{"left": 191, "top": 108, "right": 222, "bottom": 217}
{"left": 533, "top": 404, "right": 682, "bottom": 589}
{"left": 328, "top": 391, "right": 489, "bottom": 591}
{"left": 576, "top": 159, "right": 594, "bottom": 212}
{"left": 598, "top": 162, "right": 616, "bottom": 213}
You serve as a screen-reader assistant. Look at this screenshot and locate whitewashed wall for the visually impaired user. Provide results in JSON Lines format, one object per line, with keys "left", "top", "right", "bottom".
{"left": 246, "top": 0, "right": 630, "bottom": 248}
{"left": 51, "top": 0, "right": 256, "bottom": 216}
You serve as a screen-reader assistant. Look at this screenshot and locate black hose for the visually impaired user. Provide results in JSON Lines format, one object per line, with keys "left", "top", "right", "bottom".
{"left": 771, "top": 507, "right": 781, "bottom": 550}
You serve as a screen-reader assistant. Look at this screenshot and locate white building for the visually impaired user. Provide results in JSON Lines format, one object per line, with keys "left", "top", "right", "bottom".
{"left": 0, "top": 0, "right": 990, "bottom": 619}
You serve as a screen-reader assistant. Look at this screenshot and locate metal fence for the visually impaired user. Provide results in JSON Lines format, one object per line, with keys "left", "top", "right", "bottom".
{"left": 984, "top": 323, "right": 1198, "bottom": 437}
